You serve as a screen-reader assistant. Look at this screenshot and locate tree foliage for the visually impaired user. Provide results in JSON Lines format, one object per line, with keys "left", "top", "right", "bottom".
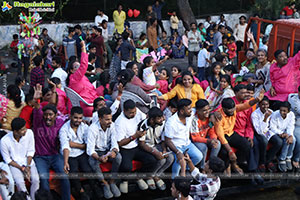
{"left": 250, "top": 0, "right": 292, "bottom": 20}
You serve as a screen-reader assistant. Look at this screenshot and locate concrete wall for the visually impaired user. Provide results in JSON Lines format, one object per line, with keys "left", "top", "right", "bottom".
{"left": 0, "top": 13, "right": 248, "bottom": 48}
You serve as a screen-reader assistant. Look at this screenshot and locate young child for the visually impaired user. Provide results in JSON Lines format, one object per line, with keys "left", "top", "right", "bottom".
{"left": 208, "top": 62, "right": 222, "bottom": 94}
{"left": 197, "top": 42, "right": 211, "bottom": 81}
{"left": 227, "top": 36, "right": 237, "bottom": 63}
{"left": 183, "top": 154, "right": 225, "bottom": 200}
{"left": 10, "top": 34, "right": 19, "bottom": 55}
{"left": 19, "top": 94, "right": 34, "bottom": 129}
{"left": 157, "top": 68, "right": 170, "bottom": 94}
{"left": 163, "top": 98, "right": 177, "bottom": 122}
{"left": 50, "top": 77, "right": 70, "bottom": 115}
{"left": 187, "top": 66, "right": 201, "bottom": 85}
{"left": 170, "top": 65, "right": 182, "bottom": 89}
{"left": 206, "top": 29, "right": 215, "bottom": 53}
{"left": 138, "top": 55, "right": 168, "bottom": 93}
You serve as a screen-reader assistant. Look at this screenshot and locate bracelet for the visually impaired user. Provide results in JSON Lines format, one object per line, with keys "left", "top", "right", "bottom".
{"left": 37, "top": 99, "right": 40, "bottom": 104}
{"left": 228, "top": 151, "right": 234, "bottom": 155}
{"left": 129, "top": 136, "right": 135, "bottom": 141}
{"left": 176, "top": 151, "right": 181, "bottom": 155}
{"left": 151, "top": 148, "right": 155, "bottom": 153}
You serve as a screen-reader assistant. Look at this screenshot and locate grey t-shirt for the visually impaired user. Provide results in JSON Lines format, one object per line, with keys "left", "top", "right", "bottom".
{"left": 63, "top": 37, "right": 76, "bottom": 58}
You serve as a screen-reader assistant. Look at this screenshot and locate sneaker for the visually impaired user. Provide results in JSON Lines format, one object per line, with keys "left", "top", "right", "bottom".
{"left": 110, "top": 183, "right": 121, "bottom": 197}
{"left": 119, "top": 181, "right": 128, "bottom": 194}
{"left": 278, "top": 160, "right": 287, "bottom": 172}
{"left": 286, "top": 159, "right": 293, "bottom": 171}
{"left": 103, "top": 184, "right": 113, "bottom": 199}
{"left": 136, "top": 179, "right": 148, "bottom": 190}
{"left": 267, "top": 162, "right": 277, "bottom": 173}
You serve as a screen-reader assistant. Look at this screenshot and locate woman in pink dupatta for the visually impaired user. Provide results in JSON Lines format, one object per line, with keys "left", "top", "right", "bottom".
{"left": 265, "top": 50, "right": 300, "bottom": 107}
{"left": 66, "top": 41, "right": 98, "bottom": 117}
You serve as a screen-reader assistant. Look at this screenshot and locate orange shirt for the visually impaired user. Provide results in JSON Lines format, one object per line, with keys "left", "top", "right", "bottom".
{"left": 190, "top": 116, "right": 217, "bottom": 143}
{"left": 215, "top": 101, "right": 252, "bottom": 145}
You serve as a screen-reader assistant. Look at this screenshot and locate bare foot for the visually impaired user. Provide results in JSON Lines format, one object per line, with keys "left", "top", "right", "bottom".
{"left": 293, "top": 161, "right": 300, "bottom": 168}
{"left": 231, "top": 163, "right": 244, "bottom": 175}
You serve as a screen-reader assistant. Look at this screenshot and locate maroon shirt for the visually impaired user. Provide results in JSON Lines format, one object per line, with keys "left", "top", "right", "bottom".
{"left": 33, "top": 107, "right": 65, "bottom": 156}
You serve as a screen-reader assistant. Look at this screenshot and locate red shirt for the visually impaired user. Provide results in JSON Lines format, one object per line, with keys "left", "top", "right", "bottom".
{"left": 19, "top": 105, "right": 33, "bottom": 129}
{"left": 157, "top": 80, "right": 169, "bottom": 94}
{"left": 232, "top": 97, "right": 254, "bottom": 139}
{"left": 283, "top": 6, "right": 294, "bottom": 16}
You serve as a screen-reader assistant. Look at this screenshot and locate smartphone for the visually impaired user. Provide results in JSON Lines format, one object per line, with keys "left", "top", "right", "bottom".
{"left": 162, "top": 151, "right": 172, "bottom": 156}
{"left": 183, "top": 148, "right": 189, "bottom": 155}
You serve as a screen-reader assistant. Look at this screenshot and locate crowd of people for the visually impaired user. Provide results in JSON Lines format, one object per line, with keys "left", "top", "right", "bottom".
{"left": 1, "top": 0, "right": 300, "bottom": 200}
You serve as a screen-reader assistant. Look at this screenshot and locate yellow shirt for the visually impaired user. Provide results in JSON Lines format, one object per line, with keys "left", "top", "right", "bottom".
{"left": 2, "top": 100, "right": 25, "bottom": 130}
{"left": 113, "top": 10, "right": 126, "bottom": 34}
{"left": 162, "top": 84, "right": 205, "bottom": 107}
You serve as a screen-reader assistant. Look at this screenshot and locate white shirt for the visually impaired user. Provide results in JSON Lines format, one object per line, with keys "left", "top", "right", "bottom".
{"left": 91, "top": 100, "right": 120, "bottom": 124}
{"left": 233, "top": 23, "right": 247, "bottom": 42}
{"left": 59, "top": 120, "right": 88, "bottom": 157}
{"left": 288, "top": 93, "right": 300, "bottom": 127}
{"left": 87, "top": 121, "right": 119, "bottom": 156}
{"left": 188, "top": 30, "right": 201, "bottom": 52}
{"left": 197, "top": 48, "right": 210, "bottom": 68}
{"left": 268, "top": 110, "right": 295, "bottom": 140}
{"left": 1, "top": 130, "right": 35, "bottom": 166}
{"left": 139, "top": 119, "right": 165, "bottom": 147}
{"left": 51, "top": 68, "right": 68, "bottom": 91}
{"left": 20, "top": 88, "right": 25, "bottom": 102}
{"left": 164, "top": 112, "right": 192, "bottom": 148}
{"left": 101, "top": 27, "right": 109, "bottom": 43}
{"left": 115, "top": 109, "right": 146, "bottom": 149}
{"left": 95, "top": 14, "right": 108, "bottom": 27}
{"left": 204, "top": 21, "right": 211, "bottom": 30}
{"left": 143, "top": 66, "right": 156, "bottom": 86}
{"left": 251, "top": 108, "right": 272, "bottom": 138}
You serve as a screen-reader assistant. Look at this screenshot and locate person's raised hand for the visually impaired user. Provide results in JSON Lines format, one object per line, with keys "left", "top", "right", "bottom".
{"left": 257, "top": 88, "right": 265, "bottom": 102}
{"left": 33, "top": 84, "right": 42, "bottom": 100}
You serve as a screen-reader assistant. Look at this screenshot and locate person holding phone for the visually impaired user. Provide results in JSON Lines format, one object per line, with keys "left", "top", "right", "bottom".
{"left": 115, "top": 100, "right": 157, "bottom": 194}
{"left": 165, "top": 99, "right": 203, "bottom": 179}
{"left": 138, "top": 107, "right": 174, "bottom": 191}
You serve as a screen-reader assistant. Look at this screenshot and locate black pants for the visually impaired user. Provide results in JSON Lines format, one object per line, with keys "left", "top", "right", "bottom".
{"left": 18, "top": 56, "right": 30, "bottom": 81}
{"left": 255, "top": 133, "right": 268, "bottom": 165}
{"left": 156, "top": 19, "right": 165, "bottom": 35}
{"left": 119, "top": 147, "right": 157, "bottom": 174}
{"left": 236, "top": 41, "right": 244, "bottom": 52}
{"left": 188, "top": 51, "right": 199, "bottom": 67}
{"left": 266, "top": 134, "right": 283, "bottom": 164}
{"left": 68, "top": 153, "right": 96, "bottom": 197}
{"left": 219, "top": 132, "right": 251, "bottom": 168}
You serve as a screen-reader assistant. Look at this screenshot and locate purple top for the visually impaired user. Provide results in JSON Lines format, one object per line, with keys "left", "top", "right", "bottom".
{"left": 33, "top": 107, "right": 65, "bottom": 156}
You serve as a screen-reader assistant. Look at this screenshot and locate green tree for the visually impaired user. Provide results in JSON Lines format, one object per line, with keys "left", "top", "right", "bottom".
{"left": 250, "top": 0, "right": 290, "bottom": 20}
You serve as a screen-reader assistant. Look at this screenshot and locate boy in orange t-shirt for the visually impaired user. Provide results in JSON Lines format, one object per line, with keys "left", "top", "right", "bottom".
{"left": 190, "top": 99, "right": 221, "bottom": 169}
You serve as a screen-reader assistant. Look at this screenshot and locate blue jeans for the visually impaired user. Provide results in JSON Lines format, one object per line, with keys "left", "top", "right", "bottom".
{"left": 278, "top": 136, "right": 296, "bottom": 161}
{"left": 171, "top": 143, "right": 203, "bottom": 179}
{"left": 34, "top": 154, "right": 71, "bottom": 200}
{"left": 194, "top": 140, "right": 221, "bottom": 169}
{"left": 293, "top": 126, "right": 300, "bottom": 162}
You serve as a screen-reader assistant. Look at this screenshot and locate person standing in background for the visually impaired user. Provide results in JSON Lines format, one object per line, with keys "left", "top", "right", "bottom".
{"left": 170, "top": 11, "right": 179, "bottom": 35}
{"left": 152, "top": 0, "right": 165, "bottom": 34}
{"left": 95, "top": 10, "right": 108, "bottom": 28}
{"left": 113, "top": 4, "right": 126, "bottom": 34}
{"left": 188, "top": 23, "right": 201, "bottom": 67}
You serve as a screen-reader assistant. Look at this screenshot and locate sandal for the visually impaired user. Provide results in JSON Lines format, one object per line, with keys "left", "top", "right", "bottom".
{"left": 146, "top": 178, "right": 156, "bottom": 190}
{"left": 155, "top": 179, "right": 166, "bottom": 191}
